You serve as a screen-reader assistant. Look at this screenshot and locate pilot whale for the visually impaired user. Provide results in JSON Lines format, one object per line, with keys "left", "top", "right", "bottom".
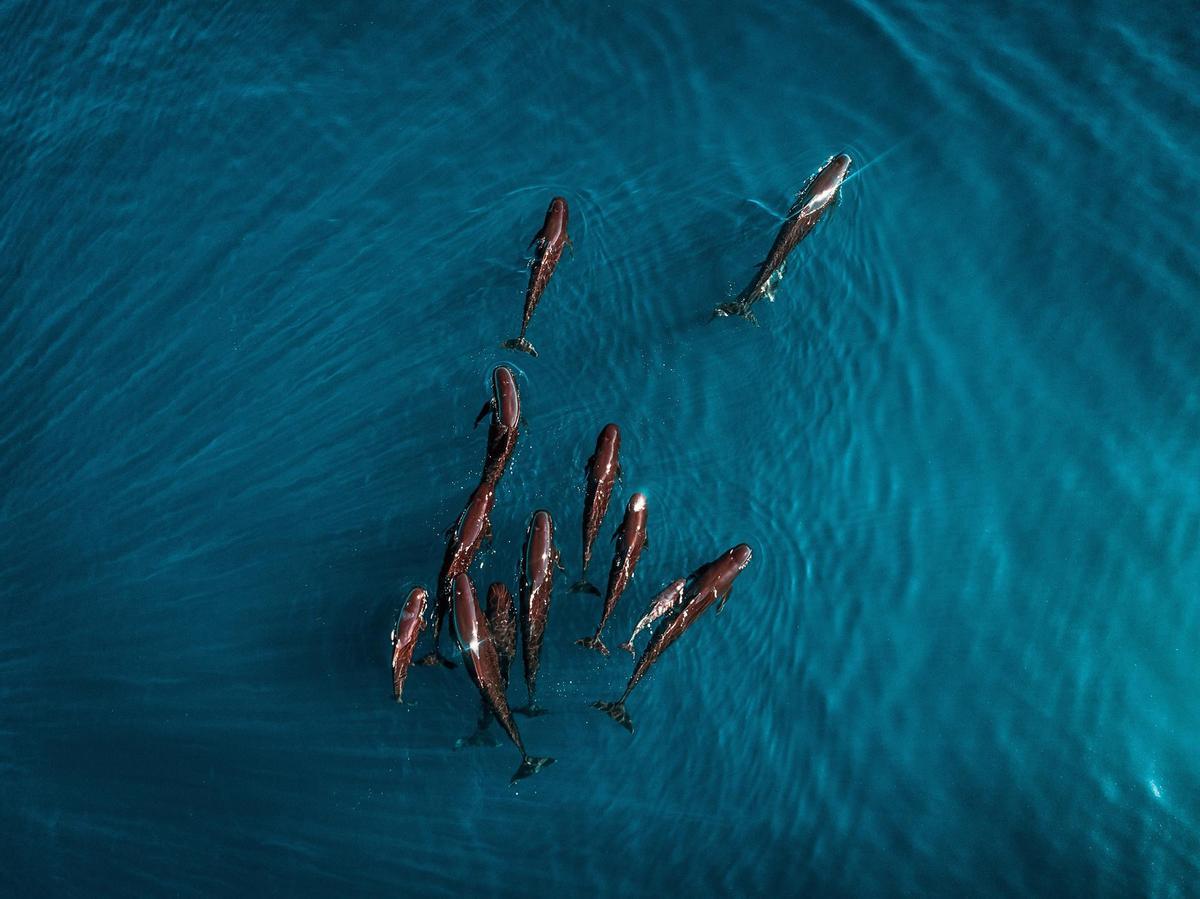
{"left": 515, "top": 509, "right": 564, "bottom": 716}
{"left": 570, "top": 423, "right": 621, "bottom": 595}
{"left": 503, "top": 197, "right": 569, "bottom": 357}
{"left": 390, "top": 586, "right": 428, "bottom": 702}
{"left": 475, "top": 364, "right": 521, "bottom": 486}
{"left": 416, "top": 480, "right": 496, "bottom": 668}
{"left": 714, "top": 154, "right": 852, "bottom": 323}
{"left": 449, "top": 574, "right": 555, "bottom": 783}
{"left": 593, "top": 544, "right": 753, "bottom": 733}
{"left": 576, "top": 492, "right": 648, "bottom": 656}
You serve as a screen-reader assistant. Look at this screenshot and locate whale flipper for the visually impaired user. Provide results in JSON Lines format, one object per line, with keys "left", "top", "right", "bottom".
{"left": 570, "top": 579, "right": 601, "bottom": 596}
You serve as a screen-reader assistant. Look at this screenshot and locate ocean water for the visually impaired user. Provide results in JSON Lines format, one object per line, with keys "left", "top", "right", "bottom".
{"left": 3, "top": 1, "right": 1198, "bottom": 895}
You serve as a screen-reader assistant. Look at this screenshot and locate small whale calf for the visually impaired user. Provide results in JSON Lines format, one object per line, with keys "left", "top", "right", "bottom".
{"left": 449, "top": 574, "right": 554, "bottom": 783}
{"left": 570, "top": 423, "right": 621, "bottom": 595}
{"left": 617, "top": 577, "right": 685, "bottom": 657}
{"left": 485, "top": 581, "right": 518, "bottom": 690}
{"left": 503, "top": 196, "right": 569, "bottom": 358}
{"left": 594, "top": 544, "right": 753, "bottom": 733}
{"left": 390, "top": 586, "right": 428, "bottom": 702}
{"left": 715, "top": 153, "right": 852, "bottom": 323}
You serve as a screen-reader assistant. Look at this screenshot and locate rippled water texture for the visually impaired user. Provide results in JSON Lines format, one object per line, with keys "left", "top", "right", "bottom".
{"left": 3, "top": 1, "right": 1198, "bottom": 895}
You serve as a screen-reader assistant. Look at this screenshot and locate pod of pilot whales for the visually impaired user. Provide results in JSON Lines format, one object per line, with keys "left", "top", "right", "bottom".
{"left": 390, "top": 153, "right": 853, "bottom": 783}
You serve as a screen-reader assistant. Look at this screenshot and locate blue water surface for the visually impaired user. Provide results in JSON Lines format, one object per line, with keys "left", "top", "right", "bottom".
{"left": 3, "top": 1, "right": 1199, "bottom": 895}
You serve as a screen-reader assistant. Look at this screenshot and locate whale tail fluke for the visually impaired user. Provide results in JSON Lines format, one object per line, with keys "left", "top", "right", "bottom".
{"left": 570, "top": 579, "right": 601, "bottom": 596}
{"left": 511, "top": 755, "right": 555, "bottom": 783}
{"left": 616, "top": 639, "right": 636, "bottom": 657}
{"left": 574, "top": 635, "right": 610, "bottom": 657}
{"left": 711, "top": 301, "right": 760, "bottom": 326}
{"left": 501, "top": 337, "right": 538, "bottom": 358}
{"left": 513, "top": 703, "right": 550, "bottom": 718}
{"left": 592, "top": 700, "right": 633, "bottom": 733}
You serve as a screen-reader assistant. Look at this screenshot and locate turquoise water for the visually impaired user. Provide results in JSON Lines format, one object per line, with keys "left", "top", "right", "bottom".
{"left": 3, "top": 1, "right": 1199, "bottom": 895}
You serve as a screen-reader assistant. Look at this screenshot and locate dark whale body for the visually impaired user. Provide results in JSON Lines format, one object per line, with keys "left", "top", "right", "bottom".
{"left": 449, "top": 574, "right": 554, "bottom": 783}
{"left": 593, "top": 544, "right": 753, "bottom": 733}
{"left": 714, "top": 154, "right": 852, "bottom": 323}
{"left": 503, "top": 197, "right": 569, "bottom": 357}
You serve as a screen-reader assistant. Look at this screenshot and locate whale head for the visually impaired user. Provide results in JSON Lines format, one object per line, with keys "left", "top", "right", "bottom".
{"left": 730, "top": 543, "right": 753, "bottom": 570}
{"left": 492, "top": 364, "right": 519, "bottom": 425}
{"left": 799, "top": 154, "right": 852, "bottom": 215}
